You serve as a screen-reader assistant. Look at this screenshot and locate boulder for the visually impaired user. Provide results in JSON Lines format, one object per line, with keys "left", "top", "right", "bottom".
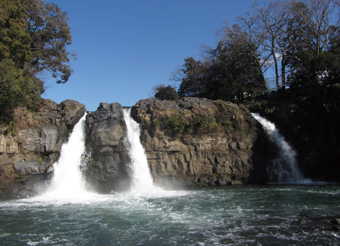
{"left": 85, "top": 103, "right": 131, "bottom": 193}
{"left": 58, "top": 99, "right": 87, "bottom": 128}
{"left": 14, "top": 161, "right": 40, "bottom": 175}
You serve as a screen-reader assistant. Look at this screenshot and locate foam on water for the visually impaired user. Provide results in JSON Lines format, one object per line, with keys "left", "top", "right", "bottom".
{"left": 1, "top": 185, "right": 339, "bottom": 245}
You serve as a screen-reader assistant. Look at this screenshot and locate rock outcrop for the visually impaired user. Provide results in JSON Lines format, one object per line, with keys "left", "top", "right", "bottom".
{"left": 0, "top": 97, "right": 273, "bottom": 199}
{"left": 131, "top": 97, "right": 269, "bottom": 187}
{"left": 84, "top": 103, "right": 131, "bottom": 193}
{"left": 0, "top": 99, "right": 86, "bottom": 199}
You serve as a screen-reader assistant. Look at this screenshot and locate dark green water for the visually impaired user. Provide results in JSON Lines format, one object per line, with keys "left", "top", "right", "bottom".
{"left": 0, "top": 185, "right": 339, "bottom": 245}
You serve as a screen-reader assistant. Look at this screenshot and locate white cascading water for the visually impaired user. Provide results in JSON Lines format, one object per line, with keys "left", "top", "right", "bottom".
{"left": 251, "top": 113, "right": 303, "bottom": 183}
{"left": 21, "top": 110, "right": 186, "bottom": 205}
{"left": 122, "top": 108, "right": 162, "bottom": 195}
{"left": 41, "top": 113, "right": 90, "bottom": 200}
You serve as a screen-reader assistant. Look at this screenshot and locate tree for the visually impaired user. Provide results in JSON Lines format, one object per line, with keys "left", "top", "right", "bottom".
{"left": 154, "top": 85, "right": 178, "bottom": 101}
{"left": 213, "top": 36, "right": 267, "bottom": 101}
{"left": 237, "top": 0, "right": 340, "bottom": 90}
{"left": 177, "top": 57, "right": 210, "bottom": 98}
{"left": 322, "top": 31, "right": 340, "bottom": 111}
{"left": 0, "top": 0, "right": 74, "bottom": 119}
{"left": 172, "top": 0, "right": 340, "bottom": 103}
{"left": 176, "top": 24, "right": 267, "bottom": 102}
{"left": 325, "top": 30, "right": 340, "bottom": 85}
{"left": 216, "top": 24, "right": 268, "bottom": 100}
{"left": 252, "top": 0, "right": 290, "bottom": 89}
{"left": 26, "top": 0, "right": 74, "bottom": 84}
{"left": 0, "top": 59, "right": 42, "bottom": 118}
{"left": 286, "top": 0, "right": 340, "bottom": 90}
{"left": 0, "top": 0, "right": 31, "bottom": 68}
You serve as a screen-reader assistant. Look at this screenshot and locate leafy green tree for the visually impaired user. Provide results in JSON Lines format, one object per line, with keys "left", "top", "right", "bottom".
{"left": 209, "top": 24, "right": 267, "bottom": 101}
{"left": 0, "top": 0, "right": 31, "bottom": 67}
{"left": 154, "top": 85, "right": 178, "bottom": 101}
{"left": 26, "top": 0, "right": 74, "bottom": 84}
{"left": 0, "top": 59, "right": 42, "bottom": 117}
{"left": 176, "top": 26, "right": 266, "bottom": 102}
{"left": 177, "top": 57, "right": 211, "bottom": 98}
{"left": 0, "top": 0, "right": 73, "bottom": 119}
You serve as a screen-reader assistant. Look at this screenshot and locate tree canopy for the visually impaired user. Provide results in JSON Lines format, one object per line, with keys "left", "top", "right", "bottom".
{"left": 175, "top": 25, "right": 267, "bottom": 103}
{"left": 0, "top": 0, "right": 73, "bottom": 119}
{"left": 168, "top": 0, "right": 340, "bottom": 107}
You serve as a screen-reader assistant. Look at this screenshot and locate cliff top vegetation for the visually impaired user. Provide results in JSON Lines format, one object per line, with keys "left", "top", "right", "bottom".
{"left": 154, "top": 0, "right": 340, "bottom": 113}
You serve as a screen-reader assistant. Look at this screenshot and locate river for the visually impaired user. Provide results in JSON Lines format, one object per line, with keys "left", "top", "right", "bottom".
{"left": 0, "top": 184, "right": 339, "bottom": 245}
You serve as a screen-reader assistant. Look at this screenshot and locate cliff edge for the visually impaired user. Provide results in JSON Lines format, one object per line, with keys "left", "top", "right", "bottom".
{"left": 131, "top": 97, "right": 269, "bottom": 187}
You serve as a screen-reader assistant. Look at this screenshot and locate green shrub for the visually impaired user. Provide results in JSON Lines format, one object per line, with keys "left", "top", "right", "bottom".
{"left": 154, "top": 85, "right": 178, "bottom": 101}
{"left": 168, "top": 112, "right": 187, "bottom": 133}
{"left": 152, "top": 112, "right": 188, "bottom": 134}
{"left": 194, "top": 113, "right": 217, "bottom": 129}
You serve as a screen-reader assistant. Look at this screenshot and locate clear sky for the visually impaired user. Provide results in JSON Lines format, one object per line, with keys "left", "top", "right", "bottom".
{"left": 43, "top": 0, "right": 254, "bottom": 111}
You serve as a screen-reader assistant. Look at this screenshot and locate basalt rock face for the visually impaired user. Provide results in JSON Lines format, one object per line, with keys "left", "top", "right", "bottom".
{"left": 0, "top": 99, "right": 86, "bottom": 199}
{"left": 131, "top": 97, "right": 269, "bottom": 187}
{"left": 84, "top": 103, "right": 131, "bottom": 193}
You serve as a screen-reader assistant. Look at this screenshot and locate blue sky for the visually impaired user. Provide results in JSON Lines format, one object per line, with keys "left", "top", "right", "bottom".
{"left": 43, "top": 0, "right": 254, "bottom": 111}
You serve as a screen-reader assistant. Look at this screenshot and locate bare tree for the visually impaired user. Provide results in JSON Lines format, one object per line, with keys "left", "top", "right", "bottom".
{"left": 291, "top": 0, "right": 340, "bottom": 54}
{"left": 251, "top": 0, "right": 291, "bottom": 89}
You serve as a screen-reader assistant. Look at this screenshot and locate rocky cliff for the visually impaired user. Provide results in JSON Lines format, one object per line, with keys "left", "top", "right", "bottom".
{"left": 131, "top": 97, "right": 270, "bottom": 187}
{"left": 0, "top": 99, "right": 86, "bottom": 199}
{"left": 0, "top": 97, "right": 274, "bottom": 199}
{"left": 81, "top": 97, "right": 271, "bottom": 192}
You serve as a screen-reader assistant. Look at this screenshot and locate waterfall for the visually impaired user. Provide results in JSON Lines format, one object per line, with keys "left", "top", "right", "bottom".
{"left": 27, "top": 109, "right": 184, "bottom": 204}
{"left": 252, "top": 113, "right": 303, "bottom": 183}
{"left": 122, "top": 108, "right": 159, "bottom": 194}
{"left": 42, "top": 113, "right": 89, "bottom": 199}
